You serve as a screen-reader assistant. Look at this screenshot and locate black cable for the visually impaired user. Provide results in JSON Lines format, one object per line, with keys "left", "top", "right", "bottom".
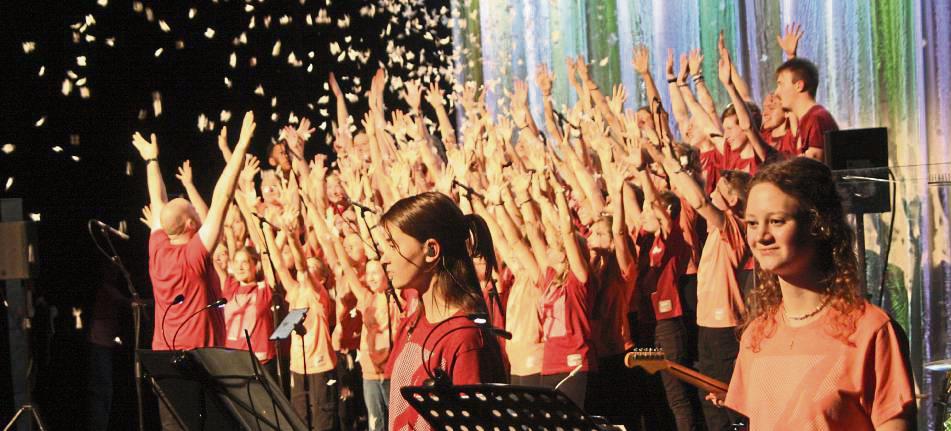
{"left": 355, "top": 206, "right": 403, "bottom": 314}
{"left": 243, "top": 330, "right": 264, "bottom": 431}
{"left": 877, "top": 169, "right": 897, "bottom": 308}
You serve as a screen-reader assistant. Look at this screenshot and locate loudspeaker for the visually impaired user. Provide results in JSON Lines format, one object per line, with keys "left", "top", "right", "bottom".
{"left": 0, "top": 221, "right": 36, "bottom": 280}
{"left": 140, "top": 348, "right": 306, "bottom": 431}
{"left": 825, "top": 127, "right": 891, "bottom": 214}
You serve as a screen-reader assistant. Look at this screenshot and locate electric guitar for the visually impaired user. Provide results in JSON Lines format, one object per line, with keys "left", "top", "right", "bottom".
{"left": 624, "top": 348, "right": 729, "bottom": 394}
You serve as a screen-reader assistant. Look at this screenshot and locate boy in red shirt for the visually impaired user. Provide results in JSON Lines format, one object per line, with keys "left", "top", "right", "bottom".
{"left": 774, "top": 58, "right": 838, "bottom": 161}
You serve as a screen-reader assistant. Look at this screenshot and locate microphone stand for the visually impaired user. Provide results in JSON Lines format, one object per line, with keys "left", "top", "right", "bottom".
{"left": 294, "top": 323, "right": 313, "bottom": 431}
{"left": 88, "top": 220, "right": 148, "bottom": 431}
{"left": 354, "top": 205, "right": 402, "bottom": 356}
{"left": 353, "top": 205, "right": 403, "bottom": 314}
{"left": 246, "top": 211, "right": 287, "bottom": 394}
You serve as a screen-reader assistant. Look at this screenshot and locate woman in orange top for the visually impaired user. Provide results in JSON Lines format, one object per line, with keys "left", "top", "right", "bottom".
{"left": 708, "top": 157, "right": 915, "bottom": 430}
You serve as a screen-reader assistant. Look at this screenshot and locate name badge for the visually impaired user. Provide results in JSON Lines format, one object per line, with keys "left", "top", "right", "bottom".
{"left": 714, "top": 309, "right": 725, "bottom": 321}
{"left": 659, "top": 300, "right": 672, "bottom": 313}
{"left": 567, "top": 354, "right": 583, "bottom": 367}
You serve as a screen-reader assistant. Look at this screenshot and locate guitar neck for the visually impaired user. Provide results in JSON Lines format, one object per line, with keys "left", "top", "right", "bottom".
{"left": 663, "top": 362, "right": 729, "bottom": 394}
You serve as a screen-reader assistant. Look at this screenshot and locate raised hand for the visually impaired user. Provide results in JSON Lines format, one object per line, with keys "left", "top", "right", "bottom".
{"left": 296, "top": 117, "right": 315, "bottom": 143}
{"left": 311, "top": 154, "right": 328, "bottom": 181}
{"left": 131, "top": 132, "right": 158, "bottom": 160}
{"left": 140, "top": 205, "right": 154, "bottom": 228}
{"left": 510, "top": 80, "right": 530, "bottom": 128}
{"left": 236, "top": 111, "right": 256, "bottom": 151}
{"left": 609, "top": 84, "right": 628, "bottom": 116}
{"left": 688, "top": 49, "right": 704, "bottom": 77}
{"left": 535, "top": 63, "right": 554, "bottom": 96}
{"left": 424, "top": 80, "right": 444, "bottom": 108}
{"left": 777, "top": 22, "right": 803, "bottom": 59}
{"left": 666, "top": 48, "right": 676, "bottom": 80}
{"left": 632, "top": 45, "right": 650, "bottom": 75}
{"left": 718, "top": 49, "right": 733, "bottom": 85}
{"left": 176, "top": 160, "right": 194, "bottom": 186}
{"left": 575, "top": 56, "right": 591, "bottom": 82}
{"left": 217, "top": 126, "right": 230, "bottom": 159}
{"left": 401, "top": 79, "right": 423, "bottom": 112}
{"left": 678, "top": 52, "right": 689, "bottom": 83}
{"left": 240, "top": 155, "right": 260, "bottom": 185}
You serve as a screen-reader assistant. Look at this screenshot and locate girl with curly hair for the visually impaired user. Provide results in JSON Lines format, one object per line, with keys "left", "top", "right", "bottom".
{"left": 708, "top": 157, "right": 915, "bottom": 430}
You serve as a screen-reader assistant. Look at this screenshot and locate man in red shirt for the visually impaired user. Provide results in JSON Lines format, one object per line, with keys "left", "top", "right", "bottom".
{"left": 133, "top": 112, "right": 256, "bottom": 352}
{"left": 774, "top": 58, "right": 838, "bottom": 162}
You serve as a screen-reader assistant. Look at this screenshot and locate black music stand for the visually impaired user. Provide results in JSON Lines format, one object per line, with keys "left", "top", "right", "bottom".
{"left": 140, "top": 348, "right": 306, "bottom": 430}
{"left": 400, "top": 384, "right": 609, "bottom": 430}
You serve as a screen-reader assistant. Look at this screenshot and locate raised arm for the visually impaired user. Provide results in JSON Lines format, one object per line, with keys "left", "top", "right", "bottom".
{"left": 777, "top": 22, "right": 803, "bottom": 60}
{"left": 556, "top": 186, "right": 589, "bottom": 283}
{"left": 131, "top": 132, "right": 168, "bottom": 231}
{"left": 424, "top": 81, "right": 458, "bottom": 149}
{"left": 198, "top": 111, "right": 257, "bottom": 251}
{"left": 688, "top": 49, "right": 719, "bottom": 129}
{"left": 329, "top": 72, "right": 353, "bottom": 149}
{"left": 632, "top": 46, "right": 662, "bottom": 111}
{"left": 534, "top": 64, "right": 564, "bottom": 144}
{"left": 666, "top": 49, "right": 690, "bottom": 130}
{"left": 176, "top": 160, "right": 208, "bottom": 221}
{"left": 718, "top": 47, "right": 770, "bottom": 162}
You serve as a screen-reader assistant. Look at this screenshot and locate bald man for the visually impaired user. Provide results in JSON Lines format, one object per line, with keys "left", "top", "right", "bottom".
{"left": 132, "top": 112, "right": 256, "bottom": 352}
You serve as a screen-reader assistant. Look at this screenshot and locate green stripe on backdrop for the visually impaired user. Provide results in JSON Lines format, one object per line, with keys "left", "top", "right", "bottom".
{"left": 698, "top": 0, "right": 738, "bottom": 109}
{"left": 458, "top": 0, "right": 484, "bottom": 88}
{"left": 748, "top": 0, "right": 783, "bottom": 103}
{"left": 586, "top": 0, "right": 622, "bottom": 93}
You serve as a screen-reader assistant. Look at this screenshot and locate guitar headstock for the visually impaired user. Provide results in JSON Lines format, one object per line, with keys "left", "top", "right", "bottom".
{"left": 624, "top": 348, "right": 668, "bottom": 374}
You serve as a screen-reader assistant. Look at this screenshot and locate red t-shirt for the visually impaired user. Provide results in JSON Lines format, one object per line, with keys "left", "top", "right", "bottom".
{"left": 722, "top": 142, "right": 761, "bottom": 175}
{"left": 699, "top": 148, "right": 723, "bottom": 196}
{"left": 387, "top": 307, "right": 506, "bottom": 430}
{"left": 761, "top": 119, "right": 798, "bottom": 158}
{"left": 640, "top": 223, "right": 690, "bottom": 321}
{"left": 149, "top": 231, "right": 225, "bottom": 350}
{"left": 221, "top": 278, "right": 275, "bottom": 361}
{"left": 538, "top": 268, "right": 596, "bottom": 375}
{"left": 726, "top": 304, "right": 914, "bottom": 430}
{"left": 796, "top": 104, "right": 839, "bottom": 152}
{"left": 590, "top": 258, "right": 636, "bottom": 358}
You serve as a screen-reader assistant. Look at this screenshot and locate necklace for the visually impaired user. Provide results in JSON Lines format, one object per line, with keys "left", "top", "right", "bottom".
{"left": 784, "top": 296, "right": 830, "bottom": 321}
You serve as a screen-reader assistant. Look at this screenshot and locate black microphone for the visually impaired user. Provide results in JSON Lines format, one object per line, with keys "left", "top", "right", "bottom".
{"left": 350, "top": 200, "right": 376, "bottom": 214}
{"left": 451, "top": 179, "right": 483, "bottom": 199}
{"left": 171, "top": 298, "right": 227, "bottom": 351}
{"left": 92, "top": 219, "right": 129, "bottom": 240}
{"left": 467, "top": 313, "right": 513, "bottom": 340}
{"left": 161, "top": 294, "right": 186, "bottom": 349}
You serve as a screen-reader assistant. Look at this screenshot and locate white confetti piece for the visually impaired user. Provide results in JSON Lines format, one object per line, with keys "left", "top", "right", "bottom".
{"left": 62, "top": 79, "right": 74, "bottom": 96}
{"left": 152, "top": 91, "right": 162, "bottom": 117}
{"left": 71, "top": 155, "right": 81, "bottom": 162}
{"left": 271, "top": 40, "right": 282, "bottom": 57}
{"left": 137, "top": 109, "right": 147, "bottom": 120}
{"left": 75, "top": 77, "right": 87, "bottom": 86}
{"left": 36, "top": 117, "right": 47, "bottom": 127}
{"left": 105, "top": 37, "right": 115, "bottom": 47}
{"left": 599, "top": 56, "right": 610, "bottom": 66}
{"left": 204, "top": 28, "right": 215, "bottom": 39}
{"left": 271, "top": 97, "right": 278, "bottom": 108}
{"left": 317, "top": 95, "right": 329, "bottom": 104}
{"left": 337, "top": 15, "right": 350, "bottom": 28}
{"left": 22, "top": 41, "right": 36, "bottom": 54}
{"left": 270, "top": 113, "right": 278, "bottom": 121}
{"left": 4, "top": 178, "right": 12, "bottom": 191}
{"left": 158, "top": 20, "right": 171, "bottom": 33}
{"left": 188, "top": 8, "right": 196, "bottom": 19}
{"left": 125, "top": 161, "right": 133, "bottom": 176}
{"left": 29, "top": 213, "right": 41, "bottom": 222}
{"left": 113, "top": 337, "right": 122, "bottom": 345}
{"left": 132, "top": 2, "right": 143, "bottom": 13}
{"left": 329, "top": 42, "right": 341, "bottom": 55}
{"left": 77, "top": 56, "right": 87, "bottom": 66}
{"left": 97, "top": 0, "right": 108, "bottom": 6}
{"left": 197, "top": 113, "right": 209, "bottom": 131}
{"left": 154, "top": 47, "right": 163, "bottom": 57}
{"left": 53, "top": 145, "right": 63, "bottom": 153}
{"left": 308, "top": 51, "right": 315, "bottom": 59}
{"left": 254, "top": 85, "right": 264, "bottom": 96}
{"left": 38, "top": 66, "right": 45, "bottom": 76}
{"left": 279, "top": 15, "right": 291, "bottom": 25}
{"left": 229, "top": 52, "right": 237, "bottom": 68}
{"left": 345, "top": 93, "right": 358, "bottom": 103}
{"left": 85, "top": 34, "right": 96, "bottom": 42}
{"left": 1, "top": 143, "right": 14, "bottom": 154}
{"left": 67, "top": 70, "right": 79, "bottom": 79}
{"left": 220, "top": 110, "right": 231, "bottom": 122}
{"left": 224, "top": 77, "right": 232, "bottom": 88}
{"left": 306, "top": 64, "right": 313, "bottom": 73}
{"left": 79, "top": 87, "right": 90, "bottom": 99}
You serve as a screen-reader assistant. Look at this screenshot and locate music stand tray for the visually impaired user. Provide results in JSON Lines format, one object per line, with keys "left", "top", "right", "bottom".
{"left": 400, "top": 384, "right": 609, "bottom": 430}
{"left": 140, "top": 348, "right": 306, "bottom": 431}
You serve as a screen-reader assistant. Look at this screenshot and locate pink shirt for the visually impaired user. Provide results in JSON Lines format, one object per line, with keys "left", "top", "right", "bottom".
{"left": 221, "top": 278, "right": 275, "bottom": 361}
{"left": 695, "top": 212, "right": 748, "bottom": 328}
{"left": 725, "top": 303, "right": 914, "bottom": 430}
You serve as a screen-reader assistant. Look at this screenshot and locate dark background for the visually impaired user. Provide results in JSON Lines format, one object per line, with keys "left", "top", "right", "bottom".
{"left": 0, "top": 0, "right": 451, "bottom": 429}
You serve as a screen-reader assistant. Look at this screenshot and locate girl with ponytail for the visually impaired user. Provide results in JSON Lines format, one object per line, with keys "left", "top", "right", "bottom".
{"left": 380, "top": 192, "right": 507, "bottom": 430}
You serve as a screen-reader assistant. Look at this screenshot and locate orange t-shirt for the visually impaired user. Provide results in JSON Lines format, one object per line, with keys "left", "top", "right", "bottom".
{"left": 504, "top": 276, "right": 544, "bottom": 376}
{"left": 725, "top": 303, "right": 914, "bottom": 430}
{"left": 679, "top": 198, "right": 702, "bottom": 275}
{"left": 696, "top": 212, "right": 747, "bottom": 328}
{"left": 358, "top": 291, "right": 401, "bottom": 380}
{"left": 287, "top": 274, "right": 336, "bottom": 374}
